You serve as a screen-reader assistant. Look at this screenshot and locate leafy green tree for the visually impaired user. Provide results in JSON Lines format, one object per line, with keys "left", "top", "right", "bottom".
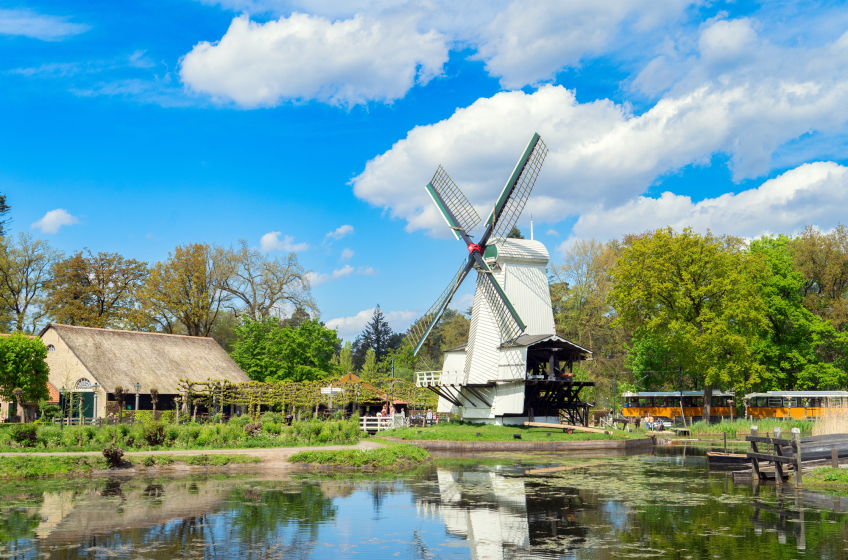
{"left": 137, "top": 243, "right": 233, "bottom": 336}
{"left": 336, "top": 341, "right": 354, "bottom": 374}
{"left": 609, "top": 227, "right": 769, "bottom": 417}
{"left": 0, "top": 233, "right": 63, "bottom": 333}
{"left": 0, "top": 334, "right": 49, "bottom": 418}
{"left": 361, "top": 348, "right": 378, "bottom": 380}
{"left": 750, "top": 235, "right": 848, "bottom": 389}
{"left": 232, "top": 316, "right": 339, "bottom": 382}
{"left": 45, "top": 249, "right": 147, "bottom": 328}
{"left": 792, "top": 224, "right": 848, "bottom": 330}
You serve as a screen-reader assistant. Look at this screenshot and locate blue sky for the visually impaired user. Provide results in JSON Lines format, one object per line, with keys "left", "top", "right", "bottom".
{"left": 3, "top": 0, "right": 848, "bottom": 339}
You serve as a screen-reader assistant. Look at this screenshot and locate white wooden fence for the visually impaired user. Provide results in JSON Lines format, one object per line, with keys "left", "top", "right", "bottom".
{"left": 359, "top": 414, "right": 407, "bottom": 432}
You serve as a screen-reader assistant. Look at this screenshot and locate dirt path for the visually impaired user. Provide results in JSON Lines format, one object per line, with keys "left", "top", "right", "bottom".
{"left": 0, "top": 441, "right": 385, "bottom": 469}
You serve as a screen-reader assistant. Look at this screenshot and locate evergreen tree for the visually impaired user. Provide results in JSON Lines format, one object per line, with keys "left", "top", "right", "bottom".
{"left": 0, "top": 193, "right": 10, "bottom": 237}
{"left": 352, "top": 305, "right": 397, "bottom": 368}
{"left": 507, "top": 226, "right": 525, "bottom": 239}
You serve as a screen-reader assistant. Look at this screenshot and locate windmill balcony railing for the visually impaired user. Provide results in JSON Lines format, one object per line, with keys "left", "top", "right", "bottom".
{"left": 416, "top": 371, "right": 441, "bottom": 387}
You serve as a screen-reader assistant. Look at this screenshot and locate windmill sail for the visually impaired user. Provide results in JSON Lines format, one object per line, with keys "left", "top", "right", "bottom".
{"left": 475, "top": 267, "right": 525, "bottom": 343}
{"left": 482, "top": 134, "right": 548, "bottom": 244}
{"left": 408, "top": 256, "right": 475, "bottom": 355}
{"left": 426, "top": 166, "right": 481, "bottom": 239}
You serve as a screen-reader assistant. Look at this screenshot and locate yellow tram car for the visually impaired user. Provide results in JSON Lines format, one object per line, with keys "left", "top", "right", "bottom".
{"left": 743, "top": 391, "right": 848, "bottom": 419}
{"left": 622, "top": 390, "right": 735, "bottom": 422}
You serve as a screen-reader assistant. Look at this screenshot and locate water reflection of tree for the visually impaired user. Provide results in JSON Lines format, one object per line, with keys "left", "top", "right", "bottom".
{"left": 617, "top": 479, "right": 848, "bottom": 559}
{"left": 228, "top": 483, "right": 337, "bottom": 540}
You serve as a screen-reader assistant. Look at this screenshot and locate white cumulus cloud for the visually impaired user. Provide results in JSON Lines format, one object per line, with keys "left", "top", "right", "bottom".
{"left": 561, "top": 161, "right": 848, "bottom": 249}
{"left": 352, "top": 21, "right": 848, "bottom": 238}
{"left": 326, "top": 307, "right": 418, "bottom": 338}
{"left": 259, "top": 231, "right": 310, "bottom": 252}
{"left": 0, "top": 9, "right": 90, "bottom": 41}
{"left": 473, "top": 0, "right": 691, "bottom": 88}
{"left": 180, "top": 13, "right": 448, "bottom": 107}
{"left": 340, "top": 248, "right": 355, "bottom": 260}
{"left": 356, "top": 266, "right": 378, "bottom": 276}
{"left": 30, "top": 209, "right": 79, "bottom": 234}
{"left": 324, "top": 224, "right": 354, "bottom": 242}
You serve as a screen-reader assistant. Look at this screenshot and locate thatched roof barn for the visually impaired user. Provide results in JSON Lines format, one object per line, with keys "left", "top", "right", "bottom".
{"left": 39, "top": 323, "right": 250, "bottom": 418}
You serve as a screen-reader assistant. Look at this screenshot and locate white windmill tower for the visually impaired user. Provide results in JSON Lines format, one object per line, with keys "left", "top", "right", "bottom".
{"left": 411, "top": 133, "right": 593, "bottom": 426}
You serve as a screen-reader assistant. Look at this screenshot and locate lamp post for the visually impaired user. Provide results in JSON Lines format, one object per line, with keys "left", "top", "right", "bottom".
{"left": 92, "top": 383, "right": 99, "bottom": 420}
{"left": 59, "top": 386, "right": 65, "bottom": 430}
{"left": 134, "top": 383, "right": 141, "bottom": 412}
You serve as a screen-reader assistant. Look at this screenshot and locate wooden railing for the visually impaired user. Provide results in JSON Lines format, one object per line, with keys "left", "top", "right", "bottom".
{"left": 746, "top": 426, "right": 848, "bottom": 488}
{"left": 359, "top": 415, "right": 407, "bottom": 432}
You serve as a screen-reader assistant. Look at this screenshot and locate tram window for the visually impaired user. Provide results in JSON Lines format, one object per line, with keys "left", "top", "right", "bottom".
{"left": 639, "top": 398, "right": 652, "bottom": 406}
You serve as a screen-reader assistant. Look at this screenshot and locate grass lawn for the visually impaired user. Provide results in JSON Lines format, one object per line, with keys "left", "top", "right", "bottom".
{"left": 289, "top": 442, "right": 430, "bottom": 469}
{"left": 805, "top": 467, "right": 848, "bottom": 493}
{"left": 380, "top": 421, "right": 643, "bottom": 442}
{"left": 0, "top": 453, "right": 262, "bottom": 479}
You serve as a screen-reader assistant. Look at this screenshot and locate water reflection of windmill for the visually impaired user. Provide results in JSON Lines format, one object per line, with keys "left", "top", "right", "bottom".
{"left": 416, "top": 467, "right": 591, "bottom": 559}
{"left": 411, "top": 133, "right": 594, "bottom": 424}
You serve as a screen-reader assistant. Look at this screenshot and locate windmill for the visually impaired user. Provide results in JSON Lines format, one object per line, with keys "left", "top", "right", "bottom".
{"left": 411, "top": 133, "right": 594, "bottom": 425}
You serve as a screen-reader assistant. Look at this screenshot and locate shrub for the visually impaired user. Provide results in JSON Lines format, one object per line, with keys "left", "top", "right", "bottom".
{"left": 103, "top": 445, "right": 124, "bottom": 468}
{"left": 10, "top": 424, "right": 37, "bottom": 447}
{"left": 143, "top": 422, "right": 166, "bottom": 446}
{"left": 142, "top": 455, "right": 155, "bottom": 467}
{"left": 244, "top": 422, "right": 263, "bottom": 437}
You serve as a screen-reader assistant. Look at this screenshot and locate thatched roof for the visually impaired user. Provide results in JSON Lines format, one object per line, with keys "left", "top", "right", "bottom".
{"left": 40, "top": 324, "right": 250, "bottom": 394}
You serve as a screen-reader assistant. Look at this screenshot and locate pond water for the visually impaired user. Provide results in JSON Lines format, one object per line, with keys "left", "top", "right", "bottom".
{"left": 1, "top": 445, "right": 847, "bottom": 559}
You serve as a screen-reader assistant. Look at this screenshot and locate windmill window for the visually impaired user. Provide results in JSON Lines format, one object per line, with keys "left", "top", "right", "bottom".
{"left": 46, "top": 344, "right": 55, "bottom": 351}
{"left": 75, "top": 379, "right": 92, "bottom": 390}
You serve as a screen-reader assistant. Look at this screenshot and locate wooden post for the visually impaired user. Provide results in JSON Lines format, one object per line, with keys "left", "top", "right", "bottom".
{"left": 774, "top": 427, "right": 784, "bottom": 485}
{"left": 833, "top": 448, "right": 839, "bottom": 469}
{"left": 792, "top": 428, "right": 802, "bottom": 489}
{"left": 750, "top": 425, "right": 761, "bottom": 480}
{"left": 723, "top": 431, "right": 727, "bottom": 454}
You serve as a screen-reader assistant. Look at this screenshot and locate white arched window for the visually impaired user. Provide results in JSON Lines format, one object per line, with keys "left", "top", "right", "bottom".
{"left": 75, "top": 379, "right": 92, "bottom": 390}
{"left": 46, "top": 344, "right": 56, "bottom": 351}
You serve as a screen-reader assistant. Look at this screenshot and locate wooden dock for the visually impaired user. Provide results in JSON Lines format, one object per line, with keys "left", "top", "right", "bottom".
{"left": 742, "top": 426, "right": 848, "bottom": 487}
{"left": 523, "top": 421, "right": 612, "bottom": 435}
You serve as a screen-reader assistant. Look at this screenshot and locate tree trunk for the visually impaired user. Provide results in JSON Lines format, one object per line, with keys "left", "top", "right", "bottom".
{"left": 703, "top": 385, "right": 713, "bottom": 424}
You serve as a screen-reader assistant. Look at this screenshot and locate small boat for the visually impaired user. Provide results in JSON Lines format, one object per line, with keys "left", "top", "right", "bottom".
{"left": 707, "top": 451, "right": 751, "bottom": 467}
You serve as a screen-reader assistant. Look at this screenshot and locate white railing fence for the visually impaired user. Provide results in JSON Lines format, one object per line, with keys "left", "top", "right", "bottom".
{"left": 416, "top": 371, "right": 441, "bottom": 387}
{"left": 359, "top": 414, "right": 408, "bottom": 432}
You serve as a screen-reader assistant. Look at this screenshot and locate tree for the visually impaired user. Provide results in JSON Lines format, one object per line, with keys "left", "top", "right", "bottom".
{"left": 0, "top": 193, "right": 11, "bottom": 237}
{"left": 361, "top": 348, "right": 378, "bottom": 380}
{"left": 281, "top": 307, "right": 311, "bottom": 329}
{"left": 138, "top": 243, "right": 233, "bottom": 336}
{"left": 150, "top": 388, "right": 159, "bottom": 417}
{"left": 750, "top": 235, "right": 848, "bottom": 390}
{"left": 792, "top": 224, "right": 848, "bottom": 330}
{"left": 440, "top": 312, "right": 470, "bottom": 352}
{"left": 608, "top": 228, "right": 769, "bottom": 418}
{"left": 0, "top": 233, "right": 63, "bottom": 333}
{"left": 0, "top": 334, "right": 49, "bottom": 421}
{"left": 223, "top": 240, "right": 317, "bottom": 320}
{"left": 352, "top": 306, "right": 397, "bottom": 368}
{"left": 45, "top": 249, "right": 147, "bottom": 328}
{"left": 337, "top": 341, "right": 354, "bottom": 374}
{"left": 231, "top": 316, "right": 339, "bottom": 382}
{"left": 551, "top": 238, "right": 631, "bottom": 401}
{"left": 507, "top": 226, "right": 525, "bottom": 239}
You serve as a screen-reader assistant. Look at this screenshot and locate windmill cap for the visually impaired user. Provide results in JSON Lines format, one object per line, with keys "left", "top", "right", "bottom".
{"left": 483, "top": 238, "right": 549, "bottom": 266}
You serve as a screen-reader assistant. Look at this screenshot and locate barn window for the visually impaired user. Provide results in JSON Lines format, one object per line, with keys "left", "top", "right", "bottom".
{"left": 75, "top": 379, "right": 92, "bottom": 390}
{"left": 46, "top": 344, "right": 55, "bottom": 351}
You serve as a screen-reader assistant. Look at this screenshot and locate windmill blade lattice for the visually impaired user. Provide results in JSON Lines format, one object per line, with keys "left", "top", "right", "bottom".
{"left": 408, "top": 256, "right": 474, "bottom": 355}
{"left": 486, "top": 136, "right": 548, "bottom": 243}
{"left": 428, "top": 166, "right": 481, "bottom": 238}
{"left": 475, "top": 267, "right": 525, "bottom": 343}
